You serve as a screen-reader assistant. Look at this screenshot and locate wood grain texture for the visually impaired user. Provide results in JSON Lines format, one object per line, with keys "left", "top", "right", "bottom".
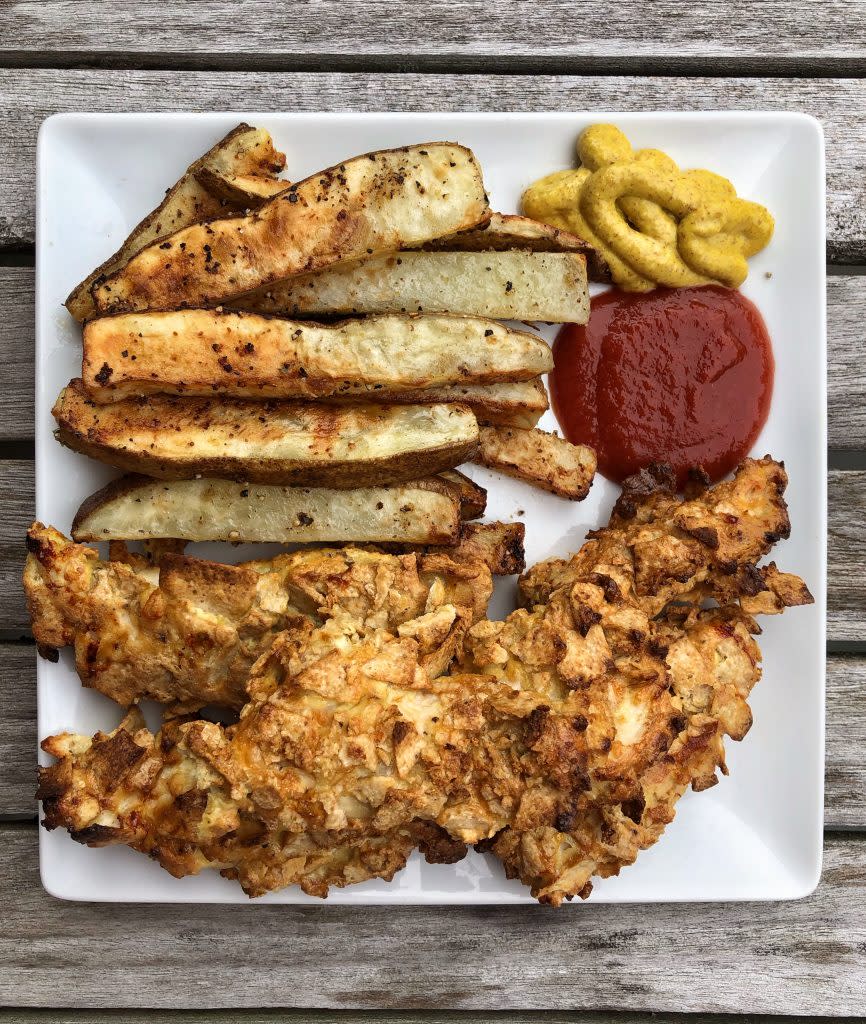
{"left": 0, "top": 644, "right": 35, "bottom": 819}
{"left": 6, "top": 269, "right": 865, "bottom": 446}
{"left": 1, "top": 0, "right": 864, "bottom": 72}
{"left": 0, "top": 267, "right": 34, "bottom": 440}
{"left": 5, "top": 645, "right": 861, "bottom": 825}
{"left": 828, "top": 469, "right": 866, "bottom": 642}
{"left": 828, "top": 274, "right": 866, "bottom": 450}
{"left": 2, "top": 1016, "right": 865, "bottom": 1024}
{"left": 0, "top": 70, "right": 864, "bottom": 261}
{"left": 0, "top": 461, "right": 33, "bottom": 637}
{"left": 4, "top": 461, "right": 863, "bottom": 637}
{"left": 0, "top": 823, "right": 863, "bottom": 1013}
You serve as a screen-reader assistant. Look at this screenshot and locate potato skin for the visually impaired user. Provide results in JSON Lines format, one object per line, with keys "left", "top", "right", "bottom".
{"left": 53, "top": 379, "right": 479, "bottom": 488}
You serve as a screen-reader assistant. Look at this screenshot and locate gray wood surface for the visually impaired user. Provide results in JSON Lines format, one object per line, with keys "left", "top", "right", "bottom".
{"left": 0, "top": 823, "right": 861, "bottom": 1013}
{"left": 8, "top": 1016, "right": 849, "bottom": 1024}
{"left": 6, "top": 645, "right": 862, "bottom": 826}
{"left": 5, "top": 268, "right": 865, "bottom": 448}
{"left": 0, "top": 70, "right": 864, "bottom": 261}
{"left": 1, "top": 0, "right": 863, "bottom": 73}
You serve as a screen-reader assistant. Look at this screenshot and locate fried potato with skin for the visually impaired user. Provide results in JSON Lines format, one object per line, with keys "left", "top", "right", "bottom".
{"left": 81, "top": 310, "right": 552, "bottom": 403}
{"left": 196, "top": 169, "right": 291, "bottom": 204}
{"left": 71, "top": 474, "right": 462, "bottom": 545}
{"left": 437, "top": 469, "right": 487, "bottom": 520}
{"left": 370, "top": 520, "right": 526, "bottom": 576}
{"left": 24, "top": 521, "right": 500, "bottom": 709}
{"left": 419, "top": 211, "right": 610, "bottom": 281}
{"left": 328, "top": 379, "right": 549, "bottom": 429}
{"left": 66, "top": 124, "right": 286, "bottom": 322}
{"left": 53, "top": 379, "right": 479, "bottom": 488}
{"left": 238, "top": 250, "right": 589, "bottom": 323}
{"left": 92, "top": 143, "right": 490, "bottom": 313}
{"left": 475, "top": 425, "right": 597, "bottom": 499}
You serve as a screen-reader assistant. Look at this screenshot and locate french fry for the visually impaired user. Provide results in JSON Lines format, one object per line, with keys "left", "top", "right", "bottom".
{"left": 66, "top": 124, "right": 286, "bottom": 322}
{"left": 475, "top": 426, "right": 596, "bottom": 499}
{"left": 420, "top": 211, "right": 609, "bottom": 281}
{"left": 238, "top": 250, "right": 588, "bottom": 323}
{"left": 53, "top": 379, "right": 479, "bottom": 488}
{"left": 92, "top": 143, "right": 490, "bottom": 313}
{"left": 81, "top": 310, "right": 552, "bottom": 403}
{"left": 437, "top": 469, "right": 487, "bottom": 520}
{"left": 71, "top": 474, "right": 462, "bottom": 545}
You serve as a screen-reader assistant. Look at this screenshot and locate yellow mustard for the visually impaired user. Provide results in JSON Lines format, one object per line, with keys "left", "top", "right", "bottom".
{"left": 522, "top": 124, "right": 774, "bottom": 291}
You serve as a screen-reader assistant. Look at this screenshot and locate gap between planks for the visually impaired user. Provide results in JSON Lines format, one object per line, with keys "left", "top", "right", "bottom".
{"left": 1, "top": 1008, "right": 866, "bottom": 1024}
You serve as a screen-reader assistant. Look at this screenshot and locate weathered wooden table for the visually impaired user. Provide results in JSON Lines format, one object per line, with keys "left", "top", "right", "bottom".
{"left": 1, "top": 2, "right": 864, "bottom": 1017}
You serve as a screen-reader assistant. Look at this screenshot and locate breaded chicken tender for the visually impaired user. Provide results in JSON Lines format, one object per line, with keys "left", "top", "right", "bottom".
{"left": 24, "top": 523, "right": 511, "bottom": 710}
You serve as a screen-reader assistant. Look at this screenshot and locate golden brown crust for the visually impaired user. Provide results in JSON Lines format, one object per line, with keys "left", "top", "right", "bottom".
{"left": 53, "top": 379, "right": 480, "bottom": 488}
{"left": 81, "top": 310, "right": 551, "bottom": 403}
{"left": 24, "top": 522, "right": 496, "bottom": 709}
{"left": 33, "top": 458, "right": 812, "bottom": 903}
{"left": 476, "top": 426, "right": 597, "bottom": 499}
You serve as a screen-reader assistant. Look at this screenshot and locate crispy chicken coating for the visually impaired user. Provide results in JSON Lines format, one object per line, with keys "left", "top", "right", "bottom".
{"left": 36, "top": 459, "right": 813, "bottom": 903}
{"left": 24, "top": 523, "right": 511, "bottom": 710}
{"left": 519, "top": 457, "right": 797, "bottom": 615}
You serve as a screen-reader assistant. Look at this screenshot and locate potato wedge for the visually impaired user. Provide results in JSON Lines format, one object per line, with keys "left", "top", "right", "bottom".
{"left": 475, "top": 426, "right": 596, "bottom": 499}
{"left": 373, "top": 521, "right": 526, "bottom": 576}
{"left": 421, "top": 211, "right": 610, "bottom": 281}
{"left": 81, "top": 310, "right": 552, "bottom": 403}
{"left": 66, "top": 124, "right": 286, "bottom": 322}
{"left": 71, "top": 474, "right": 461, "bottom": 545}
{"left": 362, "top": 379, "right": 548, "bottom": 429}
{"left": 93, "top": 143, "right": 490, "bottom": 314}
{"left": 437, "top": 469, "right": 487, "bottom": 520}
{"left": 239, "top": 250, "right": 588, "bottom": 323}
{"left": 53, "top": 379, "right": 479, "bottom": 488}
{"left": 195, "top": 169, "right": 291, "bottom": 205}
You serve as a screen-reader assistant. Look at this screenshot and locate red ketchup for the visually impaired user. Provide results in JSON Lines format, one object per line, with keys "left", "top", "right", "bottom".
{"left": 550, "top": 286, "right": 774, "bottom": 487}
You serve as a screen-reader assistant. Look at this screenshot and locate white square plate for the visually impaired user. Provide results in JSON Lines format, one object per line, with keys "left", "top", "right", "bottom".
{"left": 35, "top": 111, "right": 826, "bottom": 904}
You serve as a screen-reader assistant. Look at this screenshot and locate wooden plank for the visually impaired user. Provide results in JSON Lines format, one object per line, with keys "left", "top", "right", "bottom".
{"left": 0, "top": 0, "right": 863, "bottom": 72}
{"left": 0, "top": 644, "right": 35, "bottom": 819}
{"left": 0, "top": 823, "right": 863, "bottom": 1012}
{"left": 0, "top": 461, "right": 33, "bottom": 637}
{"left": 2, "top": 1015, "right": 865, "bottom": 1024}
{"left": 0, "top": 70, "right": 864, "bottom": 261}
{"left": 828, "top": 469, "right": 866, "bottom": 641}
{"left": 5, "top": 644, "right": 862, "bottom": 824}
{"left": 6, "top": 269, "right": 864, "bottom": 447}
{"left": 4, "top": 465, "right": 863, "bottom": 641}
{"left": 826, "top": 655, "right": 866, "bottom": 827}
{"left": 828, "top": 274, "right": 866, "bottom": 450}
{"left": 0, "top": 267, "right": 34, "bottom": 441}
